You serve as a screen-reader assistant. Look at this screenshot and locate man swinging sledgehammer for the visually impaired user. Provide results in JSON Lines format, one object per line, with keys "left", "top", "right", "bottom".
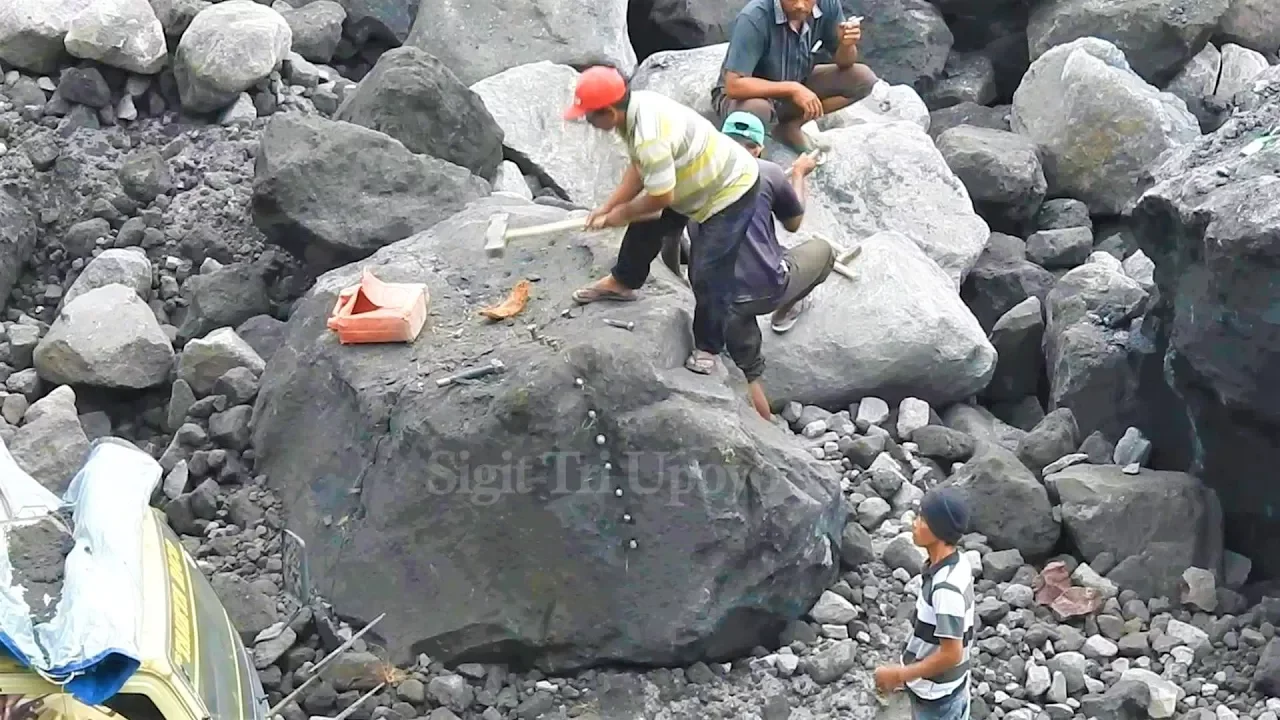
{"left": 565, "top": 65, "right": 763, "bottom": 376}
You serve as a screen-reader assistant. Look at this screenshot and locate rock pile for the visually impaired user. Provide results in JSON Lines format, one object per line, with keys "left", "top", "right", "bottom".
{"left": 2, "top": 0, "right": 1280, "bottom": 718}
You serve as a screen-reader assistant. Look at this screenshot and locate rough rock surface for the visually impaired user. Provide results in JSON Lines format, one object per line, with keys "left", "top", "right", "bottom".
{"left": 471, "top": 62, "right": 630, "bottom": 208}
{"left": 404, "top": 0, "right": 636, "bottom": 87}
{"left": 936, "top": 125, "right": 1047, "bottom": 233}
{"left": 0, "top": 0, "right": 95, "bottom": 74}
{"left": 779, "top": 122, "right": 990, "bottom": 287}
{"left": 0, "top": 191, "right": 37, "bottom": 314}
{"left": 1044, "top": 257, "right": 1149, "bottom": 440}
{"left": 33, "top": 284, "right": 175, "bottom": 389}
{"left": 63, "top": 0, "right": 168, "bottom": 75}
{"left": 1011, "top": 37, "right": 1199, "bottom": 215}
{"left": 9, "top": 386, "right": 91, "bottom": 494}
{"left": 251, "top": 113, "right": 490, "bottom": 273}
{"left": 758, "top": 231, "right": 995, "bottom": 410}
{"left": 840, "top": 0, "right": 954, "bottom": 89}
{"left": 1131, "top": 73, "right": 1280, "bottom": 578}
{"left": 1027, "top": 0, "right": 1231, "bottom": 85}
{"left": 1047, "top": 464, "right": 1223, "bottom": 600}
{"left": 174, "top": 1, "right": 293, "bottom": 113}
{"left": 253, "top": 196, "right": 844, "bottom": 669}
{"left": 333, "top": 46, "right": 504, "bottom": 182}
{"left": 627, "top": 0, "right": 746, "bottom": 57}
{"left": 943, "top": 443, "right": 1060, "bottom": 557}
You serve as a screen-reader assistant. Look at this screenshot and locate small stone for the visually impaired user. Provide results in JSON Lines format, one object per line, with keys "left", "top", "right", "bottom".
{"left": 896, "top": 397, "right": 930, "bottom": 438}
{"left": 809, "top": 590, "right": 857, "bottom": 625}
{"left": 1180, "top": 566, "right": 1217, "bottom": 611}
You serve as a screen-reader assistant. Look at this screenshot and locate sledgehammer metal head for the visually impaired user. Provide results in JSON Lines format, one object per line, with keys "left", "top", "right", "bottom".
{"left": 484, "top": 213, "right": 511, "bottom": 258}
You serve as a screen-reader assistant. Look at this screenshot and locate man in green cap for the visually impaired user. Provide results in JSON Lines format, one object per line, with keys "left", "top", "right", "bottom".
{"left": 698, "top": 110, "right": 834, "bottom": 420}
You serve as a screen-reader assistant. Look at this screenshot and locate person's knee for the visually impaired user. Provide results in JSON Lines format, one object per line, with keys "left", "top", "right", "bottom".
{"left": 841, "top": 64, "right": 878, "bottom": 99}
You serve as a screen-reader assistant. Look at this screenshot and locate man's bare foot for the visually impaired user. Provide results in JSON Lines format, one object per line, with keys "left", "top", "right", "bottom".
{"left": 775, "top": 121, "right": 813, "bottom": 154}
{"left": 572, "top": 274, "right": 637, "bottom": 304}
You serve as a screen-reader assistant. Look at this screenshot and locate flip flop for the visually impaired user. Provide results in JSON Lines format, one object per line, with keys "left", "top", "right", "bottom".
{"left": 572, "top": 285, "right": 638, "bottom": 304}
{"left": 770, "top": 296, "right": 812, "bottom": 334}
{"left": 685, "top": 350, "right": 717, "bottom": 375}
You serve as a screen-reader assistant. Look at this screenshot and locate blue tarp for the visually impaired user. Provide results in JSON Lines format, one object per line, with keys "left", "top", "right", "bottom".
{"left": 0, "top": 439, "right": 161, "bottom": 705}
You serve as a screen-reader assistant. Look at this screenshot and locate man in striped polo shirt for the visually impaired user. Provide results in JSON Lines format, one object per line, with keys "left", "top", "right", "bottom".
{"left": 875, "top": 488, "right": 975, "bottom": 720}
{"left": 564, "top": 66, "right": 762, "bottom": 376}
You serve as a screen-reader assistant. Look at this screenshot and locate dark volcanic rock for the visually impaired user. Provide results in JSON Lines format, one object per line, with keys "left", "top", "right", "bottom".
{"left": 252, "top": 195, "right": 843, "bottom": 671}
{"left": 250, "top": 113, "right": 490, "bottom": 274}
{"left": 1130, "top": 74, "right": 1280, "bottom": 577}
{"left": 334, "top": 46, "right": 504, "bottom": 181}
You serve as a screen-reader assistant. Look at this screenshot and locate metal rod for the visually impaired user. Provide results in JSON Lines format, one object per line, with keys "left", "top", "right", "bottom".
{"left": 331, "top": 683, "right": 386, "bottom": 720}
{"left": 268, "top": 613, "right": 386, "bottom": 715}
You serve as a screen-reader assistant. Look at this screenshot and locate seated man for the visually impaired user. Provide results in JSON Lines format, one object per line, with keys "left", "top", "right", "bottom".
{"left": 713, "top": 111, "right": 834, "bottom": 420}
{"left": 712, "top": 0, "right": 878, "bottom": 152}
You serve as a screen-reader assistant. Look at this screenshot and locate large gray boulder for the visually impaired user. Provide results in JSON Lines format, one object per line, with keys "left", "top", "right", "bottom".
{"left": 1162, "top": 42, "right": 1224, "bottom": 131}
{"left": 1046, "top": 465, "right": 1223, "bottom": 599}
{"left": 1011, "top": 37, "right": 1199, "bottom": 215}
{"left": 936, "top": 125, "right": 1047, "bottom": 233}
{"left": 471, "top": 62, "right": 630, "bottom": 208}
{"left": 174, "top": 1, "right": 292, "bottom": 113}
{"left": 758, "top": 231, "right": 995, "bottom": 410}
{"left": 63, "top": 0, "right": 167, "bottom": 74}
{"left": 251, "top": 113, "right": 490, "bottom": 273}
{"left": 627, "top": 0, "right": 747, "bottom": 56}
{"left": 0, "top": 0, "right": 93, "bottom": 74}
{"left": 253, "top": 195, "right": 844, "bottom": 670}
{"left": 335, "top": 46, "right": 504, "bottom": 181}
{"left": 942, "top": 443, "right": 1060, "bottom": 557}
{"left": 840, "top": 0, "right": 954, "bottom": 89}
{"left": 335, "top": 0, "right": 417, "bottom": 45}
{"left": 1044, "top": 256, "right": 1149, "bottom": 440}
{"left": 1027, "top": 0, "right": 1230, "bottom": 86}
{"left": 780, "top": 122, "right": 990, "bottom": 287}
{"left": 1130, "top": 74, "right": 1280, "bottom": 578}
{"left": 9, "top": 386, "right": 90, "bottom": 494}
{"left": 0, "top": 192, "right": 37, "bottom": 317}
{"left": 961, "top": 232, "right": 1057, "bottom": 332}
{"left": 1219, "top": 0, "right": 1280, "bottom": 55}
{"left": 273, "top": 0, "right": 344, "bottom": 63}
{"left": 34, "top": 284, "right": 175, "bottom": 390}
{"left": 404, "top": 0, "right": 635, "bottom": 87}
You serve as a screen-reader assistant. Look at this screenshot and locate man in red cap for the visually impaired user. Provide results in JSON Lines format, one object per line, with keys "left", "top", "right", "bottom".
{"left": 564, "top": 65, "right": 763, "bottom": 376}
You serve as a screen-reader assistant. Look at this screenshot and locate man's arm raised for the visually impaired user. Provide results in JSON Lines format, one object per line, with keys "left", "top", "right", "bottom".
{"left": 777, "top": 153, "right": 817, "bottom": 232}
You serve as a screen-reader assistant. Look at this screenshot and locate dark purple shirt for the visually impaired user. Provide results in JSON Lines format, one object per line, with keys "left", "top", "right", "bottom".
{"left": 734, "top": 159, "right": 803, "bottom": 303}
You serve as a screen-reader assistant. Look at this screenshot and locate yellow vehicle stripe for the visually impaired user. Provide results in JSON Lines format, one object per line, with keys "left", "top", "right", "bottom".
{"left": 163, "top": 539, "right": 195, "bottom": 677}
{"left": 185, "top": 557, "right": 199, "bottom": 703}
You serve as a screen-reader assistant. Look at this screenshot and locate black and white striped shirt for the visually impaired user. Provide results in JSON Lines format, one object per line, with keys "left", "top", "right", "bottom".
{"left": 903, "top": 551, "right": 975, "bottom": 700}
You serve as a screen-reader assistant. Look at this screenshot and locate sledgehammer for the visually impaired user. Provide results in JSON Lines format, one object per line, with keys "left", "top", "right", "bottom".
{"left": 484, "top": 210, "right": 665, "bottom": 258}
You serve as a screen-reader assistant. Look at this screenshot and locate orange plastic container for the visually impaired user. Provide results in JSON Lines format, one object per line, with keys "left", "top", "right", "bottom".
{"left": 327, "top": 269, "right": 429, "bottom": 344}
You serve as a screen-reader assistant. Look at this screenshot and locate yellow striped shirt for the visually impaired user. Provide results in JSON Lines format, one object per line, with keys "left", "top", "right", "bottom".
{"left": 621, "top": 90, "right": 760, "bottom": 223}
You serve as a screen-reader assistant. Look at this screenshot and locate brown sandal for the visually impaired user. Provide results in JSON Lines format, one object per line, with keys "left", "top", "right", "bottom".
{"left": 572, "top": 284, "right": 638, "bottom": 304}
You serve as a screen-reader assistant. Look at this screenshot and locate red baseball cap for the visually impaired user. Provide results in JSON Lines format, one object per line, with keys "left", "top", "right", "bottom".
{"left": 564, "top": 66, "right": 627, "bottom": 120}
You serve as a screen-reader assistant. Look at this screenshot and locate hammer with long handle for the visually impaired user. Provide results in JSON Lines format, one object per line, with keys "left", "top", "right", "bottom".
{"left": 484, "top": 210, "right": 664, "bottom": 258}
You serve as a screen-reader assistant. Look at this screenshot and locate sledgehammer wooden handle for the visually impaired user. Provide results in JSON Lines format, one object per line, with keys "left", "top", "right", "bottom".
{"left": 504, "top": 217, "right": 588, "bottom": 240}
{"left": 506, "top": 210, "right": 665, "bottom": 241}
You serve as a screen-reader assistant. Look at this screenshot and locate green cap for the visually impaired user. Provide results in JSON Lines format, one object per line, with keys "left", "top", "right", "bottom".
{"left": 722, "top": 111, "right": 765, "bottom": 147}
